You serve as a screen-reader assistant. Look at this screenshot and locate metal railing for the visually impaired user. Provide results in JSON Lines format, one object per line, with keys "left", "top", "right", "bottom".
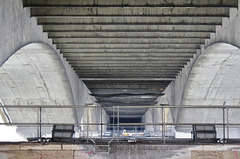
{"left": 0, "top": 105, "right": 240, "bottom": 143}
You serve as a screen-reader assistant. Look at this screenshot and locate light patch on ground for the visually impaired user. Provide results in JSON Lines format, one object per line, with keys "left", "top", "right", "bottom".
{"left": 0, "top": 116, "right": 26, "bottom": 142}
{"left": 175, "top": 131, "right": 192, "bottom": 138}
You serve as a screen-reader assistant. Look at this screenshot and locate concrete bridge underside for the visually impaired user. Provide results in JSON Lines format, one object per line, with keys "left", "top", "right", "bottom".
{"left": 1, "top": 0, "right": 240, "bottom": 139}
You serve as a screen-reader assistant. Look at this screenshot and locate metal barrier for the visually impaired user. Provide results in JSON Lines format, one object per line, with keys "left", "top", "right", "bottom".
{"left": 0, "top": 105, "right": 240, "bottom": 143}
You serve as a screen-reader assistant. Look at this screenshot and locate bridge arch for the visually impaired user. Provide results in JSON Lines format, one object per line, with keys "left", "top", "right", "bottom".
{"left": 178, "top": 43, "right": 240, "bottom": 137}
{"left": 0, "top": 43, "right": 77, "bottom": 137}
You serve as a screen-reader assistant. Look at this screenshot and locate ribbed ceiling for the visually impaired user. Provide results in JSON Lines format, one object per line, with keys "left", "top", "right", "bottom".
{"left": 23, "top": 0, "right": 238, "bottom": 118}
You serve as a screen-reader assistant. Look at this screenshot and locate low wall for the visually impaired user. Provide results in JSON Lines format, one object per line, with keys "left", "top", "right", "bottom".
{"left": 0, "top": 142, "right": 240, "bottom": 159}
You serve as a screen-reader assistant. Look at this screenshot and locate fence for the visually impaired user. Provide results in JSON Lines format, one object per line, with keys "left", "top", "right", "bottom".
{"left": 0, "top": 105, "right": 240, "bottom": 143}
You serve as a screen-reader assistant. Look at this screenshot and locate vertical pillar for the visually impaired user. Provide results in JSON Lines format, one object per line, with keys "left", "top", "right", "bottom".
{"left": 117, "top": 106, "right": 119, "bottom": 142}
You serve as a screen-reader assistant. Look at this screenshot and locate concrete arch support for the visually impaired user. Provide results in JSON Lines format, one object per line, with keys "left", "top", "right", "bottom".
{"left": 179, "top": 43, "right": 240, "bottom": 137}
{"left": 0, "top": 0, "right": 54, "bottom": 66}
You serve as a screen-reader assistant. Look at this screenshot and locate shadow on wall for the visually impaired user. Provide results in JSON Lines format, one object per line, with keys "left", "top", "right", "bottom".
{"left": 0, "top": 43, "right": 76, "bottom": 138}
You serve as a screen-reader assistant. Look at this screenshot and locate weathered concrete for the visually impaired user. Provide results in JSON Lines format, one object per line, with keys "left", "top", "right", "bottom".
{"left": 0, "top": 142, "right": 240, "bottom": 159}
{"left": 30, "top": 7, "right": 230, "bottom": 16}
{"left": 182, "top": 43, "right": 240, "bottom": 106}
{"left": 53, "top": 38, "right": 205, "bottom": 44}
{"left": 1, "top": 0, "right": 240, "bottom": 138}
{"left": 0, "top": 43, "right": 108, "bottom": 137}
{"left": 38, "top": 17, "right": 223, "bottom": 25}
{"left": 142, "top": 95, "right": 174, "bottom": 136}
{"left": 164, "top": 0, "right": 240, "bottom": 132}
{"left": 0, "top": 43, "right": 74, "bottom": 106}
{"left": 42, "top": 25, "right": 216, "bottom": 32}
{"left": 0, "top": 0, "right": 108, "bottom": 138}
{"left": 177, "top": 43, "right": 240, "bottom": 136}
{"left": 48, "top": 31, "right": 211, "bottom": 38}
{"left": 23, "top": 0, "right": 237, "bottom": 7}
{"left": 162, "top": 3, "right": 240, "bottom": 138}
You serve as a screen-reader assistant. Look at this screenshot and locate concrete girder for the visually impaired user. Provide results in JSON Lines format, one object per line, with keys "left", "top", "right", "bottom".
{"left": 37, "top": 17, "right": 223, "bottom": 25}
{"left": 42, "top": 25, "right": 216, "bottom": 32}
{"left": 77, "top": 71, "right": 178, "bottom": 75}
{"left": 71, "top": 63, "right": 186, "bottom": 68}
{"left": 20, "top": 0, "right": 238, "bottom": 119}
{"left": 23, "top": 0, "right": 237, "bottom": 7}
{"left": 53, "top": 38, "right": 205, "bottom": 44}
{"left": 97, "top": 101, "right": 154, "bottom": 106}
{"left": 82, "top": 78, "right": 173, "bottom": 81}
{"left": 76, "top": 69, "right": 180, "bottom": 75}
{"left": 85, "top": 84, "right": 169, "bottom": 89}
{"left": 96, "top": 97, "right": 156, "bottom": 103}
{"left": 30, "top": 7, "right": 230, "bottom": 16}
{"left": 108, "top": 114, "right": 143, "bottom": 118}
{"left": 69, "top": 60, "right": 188, "bottom": 65}
{"left": 57, "top": 44, "right": 200, "bottom": 49}
{"left": 75, "top": 70, "right": 179, "bottom": 75}
{"left": 61, "top": 48, "right": 197, "bottom": 53}
{"left": 76, "top": 67, "right": 181, "bottom": 70}
{"left": 77, "top": 74, "right": 176, "bottom": 78}
{"left": 89, "top": 89, "right": 164, "bottom": 94}
{"left": 74, "top": 66, "right": 181, "bottom": 71}
{"left": 63, "top": 53, "right": 194, "bottom": 58}
{"left": 65, "top": 56, "right": 191, "bottom": 61}
{"left": 48, "top": 31, "right": 210, "bottom": 38}
{"left": 85, "top": 80, "right": 170, "bottom": 85}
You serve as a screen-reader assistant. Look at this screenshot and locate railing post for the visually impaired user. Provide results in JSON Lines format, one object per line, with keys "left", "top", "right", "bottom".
{"left": 87, "top": 105, "right": 89, "bottom": 142}
{"left": 39, "top": 107, "right": 42, "bottom": 141}
{"left": 163, "top": 105, "right": 166, "bottom": 144}
{"left": 117, "top": 106, "right": 119, "bottom": 142}
{"left": 223, "top": 102, "right": 226, "bottom": 141}
{"left": 227, "top": 106, "right": 229, "bottom": 141}
{"left": 161, "top": 105, "right": 165, "bottom": 143}
{"left": 113, "top": 106, "right": 115, "bottom": 139}
{"left": 101, "top": 107, "right": 103, "bottom": 139}
{"left": 37, "top": 107, "right": 39, "bottom": 139}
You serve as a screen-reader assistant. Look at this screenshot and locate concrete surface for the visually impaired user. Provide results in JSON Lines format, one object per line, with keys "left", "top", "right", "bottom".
{"left": 0, "top": 142, "right": 240, "bottom": 159}
{"left": 177, "top": 43, "right": 240, "bottom": 136}
{"left": 182, "top": 43, "right": 240, "bottom": 106}
{"left": 1, "top": 0, "right": 240, "bottom": 140}
{"left": 0, "top": 43, "right": 74, "bottom": 106}
{"left": 21, "top": 0, "right": 238, "bottom": 116}
{"left": 0, "top": 0, "right": 108, "bottom": 137}
{"left": 0, "top": 42, "right": 108, "bottom": 137}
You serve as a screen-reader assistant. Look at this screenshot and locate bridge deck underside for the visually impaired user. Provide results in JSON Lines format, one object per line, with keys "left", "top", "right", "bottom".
{"left": 23, "top": 0, "right": 238, "bottom": 118}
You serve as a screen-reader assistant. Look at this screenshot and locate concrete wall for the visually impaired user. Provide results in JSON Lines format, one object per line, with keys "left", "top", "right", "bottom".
{"left": 0, "top": 143, "right": 240, "bottom": 159}
{"left": 0, "top": 0, "right": 98, "bottom": 106}
{"left": 0, "top": 0, "right": 108, "bottom": 138}
{"left": 142, "top": 95, "right": 174, "bottom": 136}
{"left": 165, "top": 3, "right": 240, "bottom": 124}
{"left": 164, "top": 48, "right": 203, "bottom": 122}
{"left": 179, "top": 43, "right": 240, "bottom": 137}
{"left": 0, "top": 43, "right": 76, "bottom": 124}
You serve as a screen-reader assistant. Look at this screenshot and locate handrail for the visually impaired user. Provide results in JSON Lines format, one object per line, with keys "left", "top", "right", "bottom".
{"left": 1, "top": 105, "right": 240, "bottom": 143}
